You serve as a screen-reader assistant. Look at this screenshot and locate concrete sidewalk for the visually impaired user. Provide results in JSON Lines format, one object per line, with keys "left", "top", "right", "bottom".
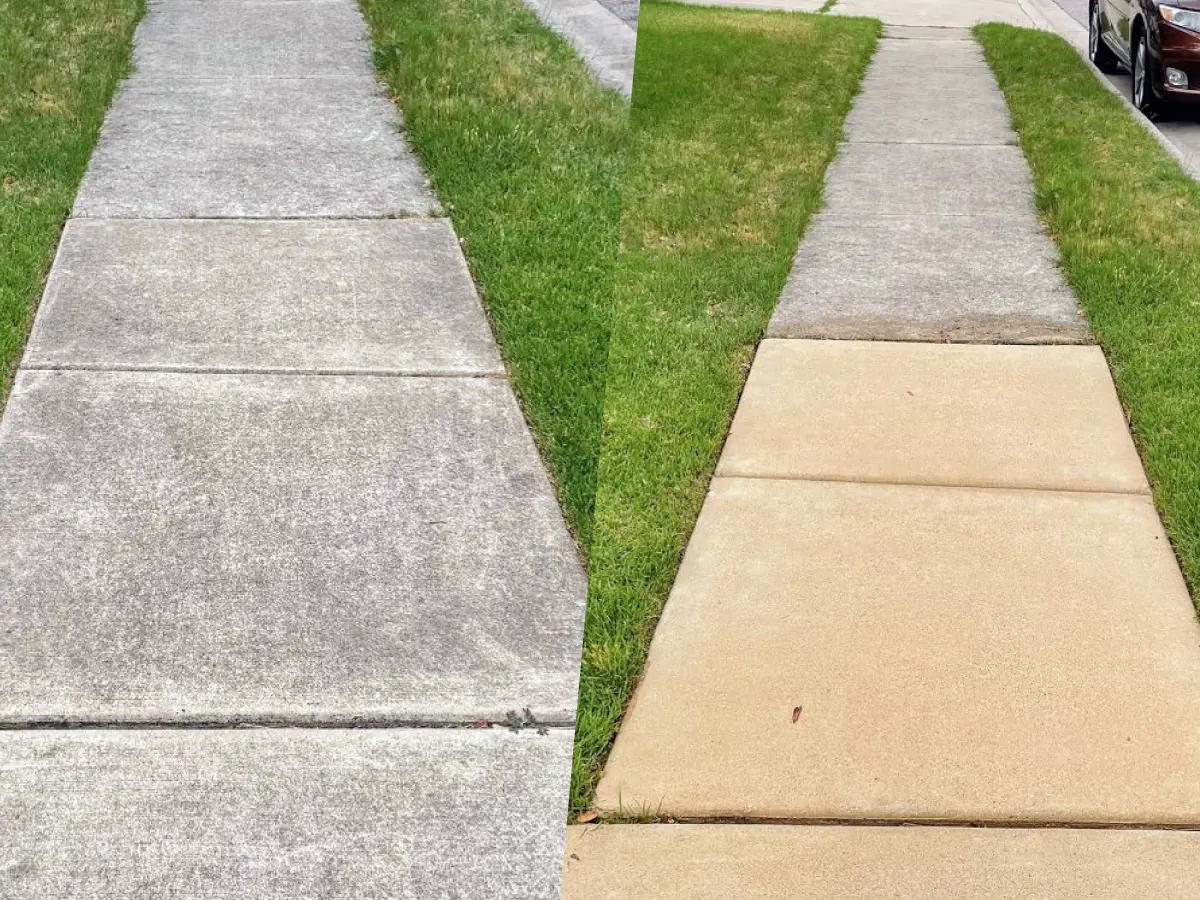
{"left": 523, "top": 0, "right": 637, "bottom": 97}
{"left": 565, "top": 4, "right": 1200, "bottom": 894}
{"left": 0, "top": 1, "right": 584, "bottom": 896}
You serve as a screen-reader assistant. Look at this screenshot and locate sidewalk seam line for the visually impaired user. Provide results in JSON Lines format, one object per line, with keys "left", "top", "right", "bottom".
{"left": 18, "top": 365, "right": 509, "bottom": 380}
{"left": 711, "top": 471, "right": 1151, "bottom": 498}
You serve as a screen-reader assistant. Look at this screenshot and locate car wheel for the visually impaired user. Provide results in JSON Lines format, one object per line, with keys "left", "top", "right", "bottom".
{"left": 1089, "top": 1, "right": 1120, "bottom": 73}
{"left": 1132, "top": 30, "right": 1162, "bottom": 119}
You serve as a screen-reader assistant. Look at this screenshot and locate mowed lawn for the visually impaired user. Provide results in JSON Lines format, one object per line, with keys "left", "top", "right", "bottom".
{"left": 573, "top": 2, "right": 878, "bottom": 814}
{"left": 360, "top": 0, "right": 627, "bottom": 551}
{"left": 978, "top": 25, "right": 1200, "bottom": 605}
{"left": 0, "top": 0, "right": 143, "bottom": 404}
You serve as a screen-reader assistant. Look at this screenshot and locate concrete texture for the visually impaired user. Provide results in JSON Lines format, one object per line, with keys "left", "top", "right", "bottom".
{"left": 72, "top": 78, "right": 437, "bottom": 218}
{"left": 596, "top": 0, "right": 639, "bottom": 28}
{"left": 2, "top": 0, "right": 588, "bottom": 892}
{"left": 522, "top": 0, "right": 635, "bottom": 97}
{"left": 26, "top": 218, "right": 504, "bottom": 375}
{"left": 668, "top": 0, "right": 823, "bottom": 9}
{"left": 846, "top": 71, "right": 1015, "bottom": 144}
{"left": 870, "top": 35, "right": 990, "bottom": 67}
{"left": 133, "top": 0, "right": 373, "bottom": 79}
{"left": 822, "top": 143, "right": 1035, "bottom": 217}
{"left": 0, "top": 728, "right": 573, "bottom": 899}
{"left": 0, "top": 371, "right": 585, "bottom": 724}
{"left": 767, "top": 213, "right": 1087, "bottom": 342}
{"left": 562, "top": 825, "right": 1200, "bottom": 898}
{"left": 718, "top": 340, "right": 1147, "bottom": 493}
{"left": 884, "top": 25, "right": 977, "bottom": 39}
{"left": 597, "top": 478, "right": 1200, "bottom": 823}
{"left": 1049, "top": 0, "right": 1087, "bottom": 25}
{"left": 834, "top": 0, "right": 1032, "bottom": 26}
{"left": 768, "top": 35, "right": 1084, "bottom": 342}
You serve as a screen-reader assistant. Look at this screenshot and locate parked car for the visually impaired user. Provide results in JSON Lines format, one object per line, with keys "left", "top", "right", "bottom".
{"left": 1090, "top": 0, "right": 1200, "bottom": 116}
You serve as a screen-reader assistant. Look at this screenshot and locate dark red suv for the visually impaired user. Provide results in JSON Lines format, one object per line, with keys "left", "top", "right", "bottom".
{"left": 1090, "top": 0, "right": 1200, "bottom": 116}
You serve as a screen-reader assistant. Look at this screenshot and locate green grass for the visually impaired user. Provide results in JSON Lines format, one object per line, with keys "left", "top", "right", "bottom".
{"left": 359, "top": 0, "right": 626, "bottom": 551}
{"left": 0, "top": 0, "right": 143, "bottom": 403}
{"left": 571, "top": 2, "right": 878, "bottom": 814}
{"left": 977, "top": 25, "right": 1200, "bottom": 600}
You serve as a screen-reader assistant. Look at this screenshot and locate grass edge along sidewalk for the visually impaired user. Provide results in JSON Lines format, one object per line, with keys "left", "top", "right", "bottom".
{"left": 361, "top": 0, "right": 627, "bottom": 553}
{"left": 978, "top": 23, "right": 1200, "bottom": 610}
{"left": 0, "top": 0, "right": 144, "bottom": 406}
{"left": 571, "top": 1, "right": 879, "bottom": 815}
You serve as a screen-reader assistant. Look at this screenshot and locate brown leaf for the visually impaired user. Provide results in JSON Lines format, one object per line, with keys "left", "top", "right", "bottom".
{"left": 577, "top": 809, "right": 599, "bottom": 824}
{"left": 791, "top": 705, "right": 802, "bottom": 723}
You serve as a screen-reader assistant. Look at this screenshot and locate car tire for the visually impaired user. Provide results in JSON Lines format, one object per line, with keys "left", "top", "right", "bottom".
{"left": 1089, "top": 2, "right": 1120, "bottom": 73}
{"left": 1132, "top": 29, "right": 1162, "bottom": 119}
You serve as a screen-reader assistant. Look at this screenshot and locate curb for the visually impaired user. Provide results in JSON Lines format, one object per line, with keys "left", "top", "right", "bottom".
{"left": 1018, "top": 0, "right": 1200, "bottom": 178}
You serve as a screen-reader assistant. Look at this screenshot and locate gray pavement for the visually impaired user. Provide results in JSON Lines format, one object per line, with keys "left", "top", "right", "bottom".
{"left": 0, "top": 0, "right": 584, "bottom": 893}
{"left": 769, "top": 29, "right": 1088, "bottom": 342}
{"left": 522, "top": 0, "right": 636, "bottom": 97}
{"left": 597, "top": 0, "right": 639, "bottom": 28}
{"left": 27, "top": 219, "right": 504, "bottom": 375}
{"left": 0, "top": 729, "right": 573, "bottom": 899}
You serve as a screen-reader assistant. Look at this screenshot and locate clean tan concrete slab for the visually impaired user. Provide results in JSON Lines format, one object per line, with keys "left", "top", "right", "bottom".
{"left": 835, "top": 0, "right": 1031, "bottom": 26}
{"left": 597, "top": 478, "right": 1200, "bottom": 823}
{"left": 718, "top": 341, "right": 1148, "bottom": 493}
{"left": 562, "top": 824, "right": 1200, "bottom": 899}
{"left": 1, "top": 728, "right": 572, "bottom": 899}
{"left": 26, "top": 218, "right": 503, "bottom": 375}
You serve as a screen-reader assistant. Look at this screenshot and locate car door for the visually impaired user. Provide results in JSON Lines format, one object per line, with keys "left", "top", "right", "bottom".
{"left": 1109, "top": 0, "right": 1134, "bottom": 64}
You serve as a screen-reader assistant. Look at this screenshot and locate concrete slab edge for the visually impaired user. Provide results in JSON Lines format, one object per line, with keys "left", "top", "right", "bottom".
{"left": 1012, "top": 0, "right": 1200, "bottom": 179}
{"left": 522, "top": 0, "right": 635, "bottom": 98}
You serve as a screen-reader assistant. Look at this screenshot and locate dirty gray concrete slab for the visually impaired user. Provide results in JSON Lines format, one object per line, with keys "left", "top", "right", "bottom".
{"left": 884, "top": 25, "right": 976, "bottom": 39}
{"left": 26, "top": 219, "right": 503, "bottom": 376}
{"left": 0, "top": 728, "right": 573, "bottom": 899}
{"left": 522, "top": 0, "right": 635, "bottom": 97}
{"left": 847, "top": 73, "right": 1014, "bottom": 144}
{"left": 73, "top": 79, "right": 437, "bottom": 218}
{"left": 822, "top": 143, "right": 1036, "bottom": 217}
{"left": 132, "top": 0, "right": 371, "bottom": 80}
{"left": 768, "top": 213, "right": 1088, "bottom": 343}
{"left": 668, "top": 0, "right": 823, "bottom": 7}
{"left": 0, "top": 371, "right": 585, "bottom": 724}
{"left": 834, "top": 0, "right": 1031, "bottom": 26}
{"left": 596, "top": 0, "right": 638, "bottom": 28}
{"left": 870, "top": 36, "right": 987, "bottom": 68}
{"left": 1050, "top": 0, "right": 1087, "bottom": 25}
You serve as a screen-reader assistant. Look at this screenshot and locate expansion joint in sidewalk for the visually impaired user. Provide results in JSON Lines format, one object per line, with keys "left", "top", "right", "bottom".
{"left": 712, "top": 471, "right": 1151, "bottom": 498}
